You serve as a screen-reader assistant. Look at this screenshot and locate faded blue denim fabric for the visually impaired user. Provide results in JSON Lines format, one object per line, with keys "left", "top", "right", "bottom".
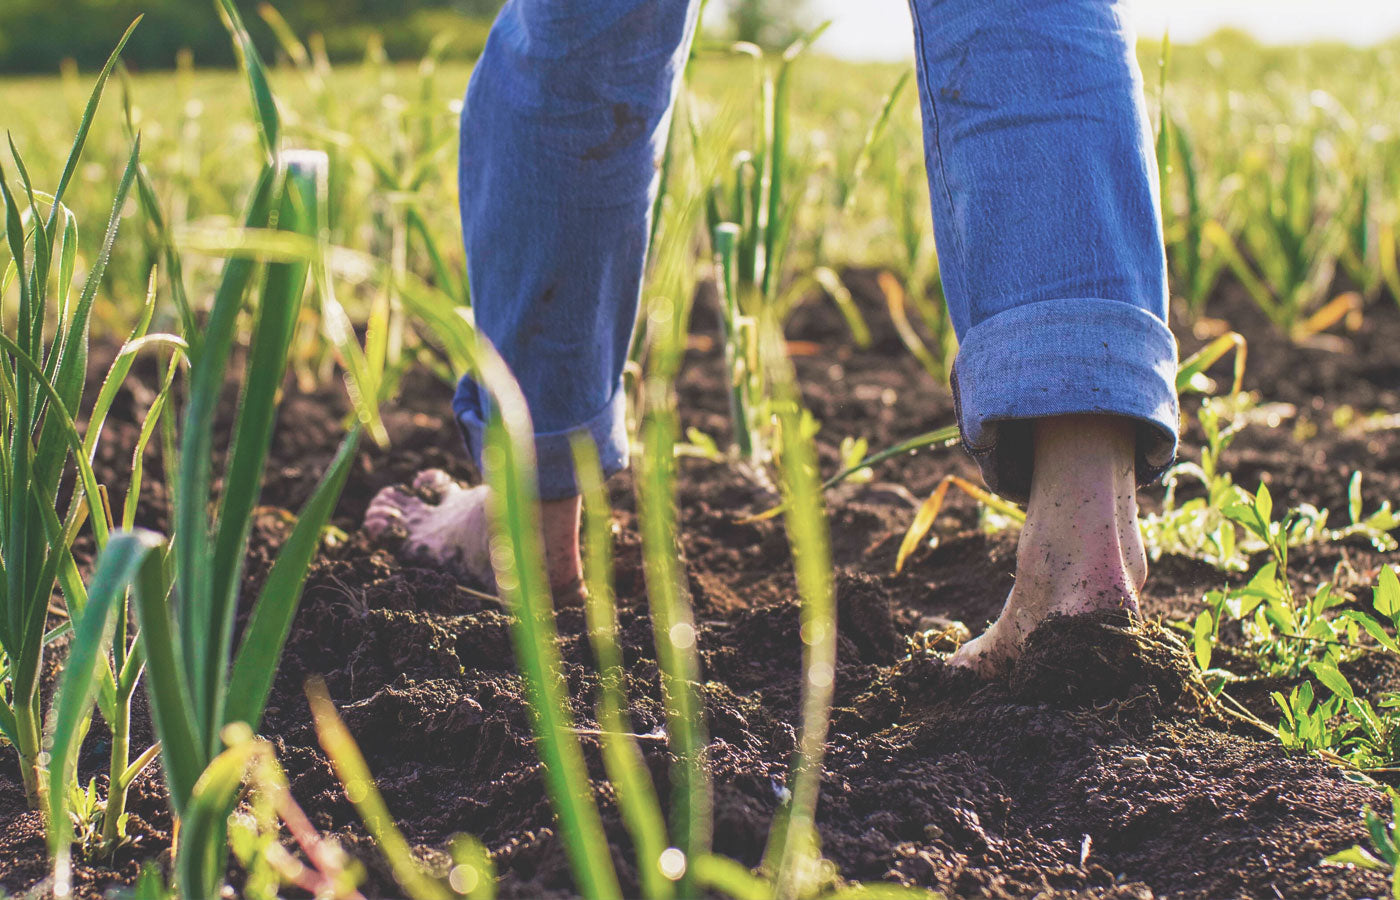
{"left": 909, "top": 0, "right": 1178, "bottom": 500}
{"left": 456, "top": 0, "right": 1178, "bottom": 502}
{"left": 454, "top": 0, "right": 701, "bottom": 500}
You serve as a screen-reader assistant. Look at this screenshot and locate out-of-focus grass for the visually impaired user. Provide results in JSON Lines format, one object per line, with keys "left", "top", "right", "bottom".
{"left": 12, "top": 34, "right": 1394, "bottom": 345}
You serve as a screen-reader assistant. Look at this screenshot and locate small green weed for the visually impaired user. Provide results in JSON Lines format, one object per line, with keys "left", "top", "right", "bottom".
{"left": 1326, "top": 794, "right": 1400, "bottom": 899}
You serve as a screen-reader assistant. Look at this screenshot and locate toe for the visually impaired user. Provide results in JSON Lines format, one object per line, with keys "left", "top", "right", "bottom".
{"left": 364, "top": 505, "right": 401, "bottom": 536}
{"left": 947, "top": 632, "right": 1015, "bottom": 679}
{"left": 370, "top": 485, "right": 415, "bottom": 508}
{"left": 413, "top": 468, "right": 460, "bottom": 499}
{"left": 365, "top": 486, "right": 418, "bottom": 537}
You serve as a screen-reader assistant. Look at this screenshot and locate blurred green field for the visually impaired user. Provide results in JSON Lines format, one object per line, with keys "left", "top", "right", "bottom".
{"left": 5, "top": 31, "right": 1397, "bottom": 345}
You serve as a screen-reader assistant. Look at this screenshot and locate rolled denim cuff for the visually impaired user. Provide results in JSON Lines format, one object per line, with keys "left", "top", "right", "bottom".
{"left": 951, "top": 298, "right": 1179, "bottom": 504}
{"left": 453, "top": 377, "right": 629, "bottom": 501}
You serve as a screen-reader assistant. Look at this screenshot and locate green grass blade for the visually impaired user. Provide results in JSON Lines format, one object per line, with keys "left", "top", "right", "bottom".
{"left": 35, "top": 138, "right": 141, "bottom": 497}
{"left": 306, "top": 678, "right": 455, "bottom": 900}
{"left": 80, "top": 274, "right": 172, "bottom": 463}
{"left": 406, "top": 206, "right": 467, "bottom": 307}
{"left": 571, "top": 434, "right": 674, "bottom": 900}
{"left": 129, "top": 535, "right": 203, "bottom": 814}
{"left": 473, "top": 339, "right": 621, "bottom": 900}
{"left": 176, "top": 729, "right": 260, "bottom": 900}
{"left": 305, "top": 150, "right": 389, "bottom": 446}
{"left": 839, "top": 70, "right": 911, "bottom": 216}
{"left": 173, "top": 162, "right": 280, "bottom": 741}
{"left": 763, "top": 325, "right": 837, "bottom": 900}
{"left": 215, "top": 0, "right": 280, "bottom": 164}
{"left": 1175, "top": 332, "right": 1245, "bottom": 396}
{"left": 123, "top": 353, "right": 183, "bottom": 529}
{"left": 258, "top": 2, "right": 314, "bottom": 73}
{"left": 0, "top": 417, "right": 43, "bottom": 709}
{"left": 823, "top": 424, "right": 961, "bottom": 492}
{"left": 0, "top": 701, "right": 17, "bottom": 749}
{"left": 205, "top": 155, "right": 319, "bottom": 748}
{"left": 761, "top": 21, "right": 830, "bottom": 303}
{"left": 713, "top": 223, "right": 755, "bottom": 459}
{"left": 0, "top": 156, "right": 30, "bottom": 372}
{"left": 42, "top": 137, "right": 138, "bottom": 394}
{"left": 811, "top": 266, "right": 871, "bottom": 348}
{"left": 0, "top": 330, "right": 112, "bottom": 553}
{"left": 395, "top": 273, "right": 478, "bottom": 374}
{"left": 1205, "top": 220, "right": 1280, "bottom": 325}
{"left": 692, "top": 854, "right": 770, "bottom": 900}
{"left": 54, "top": 209, "right": 78, "bottom": 329}
{"left": 374, "top": 289, "right": 611, "bottom": 895}
{"left": 749, "top": 424, "right": 962, "bottom": 524}
{"left": 25, "top": 472, "right": 109, "bottom": 717}
{"left": 314, "top": 257, "right": 388, "bottom": 446}
{"left": 225, "top": 428, "right": 361, "bottom": 730}
{"left": 638, "top": 403, "right": 711, "bottom": 892}
{"left": 10, "top": 136, "right": 55, "bottom": 328}
{"left": 121, "top": 95, "right": 197, "bottom": 345}
{"left": 46, "top": 17, "right": 142, "bottom": 226}
{"left": 48, "top": 532, "right": 163, "bottom": 899}
{"left": 0, "top": 316, "right": 35, "bottom": 681}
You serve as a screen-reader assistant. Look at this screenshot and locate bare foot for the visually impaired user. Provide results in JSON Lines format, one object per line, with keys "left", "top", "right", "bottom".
{"left": 364, "top": 469, "right": 586, "bottom": 604}
{"left": 365, "top": 469, "right": 496, "bottom": 586}
{"left": 949, "top": 415, "right": 1148, "bottom": 677}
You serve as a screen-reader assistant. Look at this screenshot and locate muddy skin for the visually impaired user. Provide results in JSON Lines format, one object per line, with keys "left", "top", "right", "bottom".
{"left": 950, "top": 414, "right": 1147, "bottom": 677}
{"left": 2, "top": 279, "right": 1398, "bottom": 898}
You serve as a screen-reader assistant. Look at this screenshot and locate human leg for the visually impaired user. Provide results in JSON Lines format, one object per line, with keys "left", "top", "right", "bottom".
{"left": 366, "top": 0, "right": 700, "bottom": 597}
{"left": 904, "top": 0, "right": 1178, "bottom": 672}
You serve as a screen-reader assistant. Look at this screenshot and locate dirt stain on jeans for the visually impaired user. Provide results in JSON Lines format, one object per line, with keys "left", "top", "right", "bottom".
{"left": 582, "top": 103, "right": 646, "bottom": 161}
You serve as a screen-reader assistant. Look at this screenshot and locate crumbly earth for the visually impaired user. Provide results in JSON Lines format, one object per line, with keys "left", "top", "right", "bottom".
{"left": 2, "top": 276, "right": 1399, "bottom": 898}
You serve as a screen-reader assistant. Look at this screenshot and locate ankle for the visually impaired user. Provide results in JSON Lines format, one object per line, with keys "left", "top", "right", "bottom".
{"left": 1015, "top": 527, "right": 1140, "bottom": 598}
{"left": 540, "top": 494, "right": 585, "bottom": 596}
{"left": 1017, "top": 414, "right": 1146, "bottom": 603}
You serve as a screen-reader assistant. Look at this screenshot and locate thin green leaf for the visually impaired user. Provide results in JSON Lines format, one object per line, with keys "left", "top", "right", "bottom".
{"left": 47, "top": 18, "right": 143, "bottom": 223}
{"left": 476, "top": 336, "right": 621, "bottom": 900}
{"left": 173, "top": 162, "right": 280, "bottom": 745}
{"left": 224, "top": 429, "right": 360, "bottom": 730}
{"left": 692, "top": 854, "right": 770, "bottom": 900}
{"left": 1309, "top": 662, "right": 1354, "bottom": 701}
{"left": 1367, "top": 806, "right": 1399, "bottom": 866}
{"left": 1377, "top": 566, "right": 1400, "bottom": 621}
{"left": 307, "top": 678, "right": 454, "bottom": 900}
{"left": 48, "top": 533, "right": 162, "bottom": 896}
{"left": 763, "top": 323, "right": 837, "bottom": 900}
{"left": 36, "top": 138, "right": 142, "bottom": 497}
{"left": 205, "top": 158, "right": 319, "bottom": 748}
{"left": 176, "top": 731, "right": 260, "bottom": 899}
{"left": 215, "top": 0, "right": 280, "bottom": 163}
{"left": 1338, "top": 610, "right": 1400, "bottom": 654}
{"left": 129, "top": 533, "right": 203, "bottom": 814}
{"left": 1325, "top": 845, "right": 1388, "bottom": 871}
{"left": 572, "top": 434, "right": 673, "bottom": 900}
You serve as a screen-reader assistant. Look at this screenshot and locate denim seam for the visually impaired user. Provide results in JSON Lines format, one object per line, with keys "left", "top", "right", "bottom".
{"left": 952, "top": 297, "right": 1179, "bottom": 499}
{"left": 454, "top": 376, "right": 629, "bottom": 500}
{"left": 949, "top": 358, "right": 994, "bottom": 455}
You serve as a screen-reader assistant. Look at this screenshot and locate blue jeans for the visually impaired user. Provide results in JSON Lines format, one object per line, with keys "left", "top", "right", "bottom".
{"left": 455, "top": 0, "right": 1178, "bottom": 502}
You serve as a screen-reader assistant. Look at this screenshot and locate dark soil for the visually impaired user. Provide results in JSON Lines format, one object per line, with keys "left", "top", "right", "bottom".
{"left": 3, "top": 273, "right": 1400, "bottom": 899}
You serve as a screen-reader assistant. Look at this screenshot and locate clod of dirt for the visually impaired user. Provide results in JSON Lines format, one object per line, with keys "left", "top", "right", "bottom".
{"left": 1007, "top": 610, "right": 1196, "bottom": 709}
{"left": 837, "top": 571, "right": 901, "bottom": 664}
